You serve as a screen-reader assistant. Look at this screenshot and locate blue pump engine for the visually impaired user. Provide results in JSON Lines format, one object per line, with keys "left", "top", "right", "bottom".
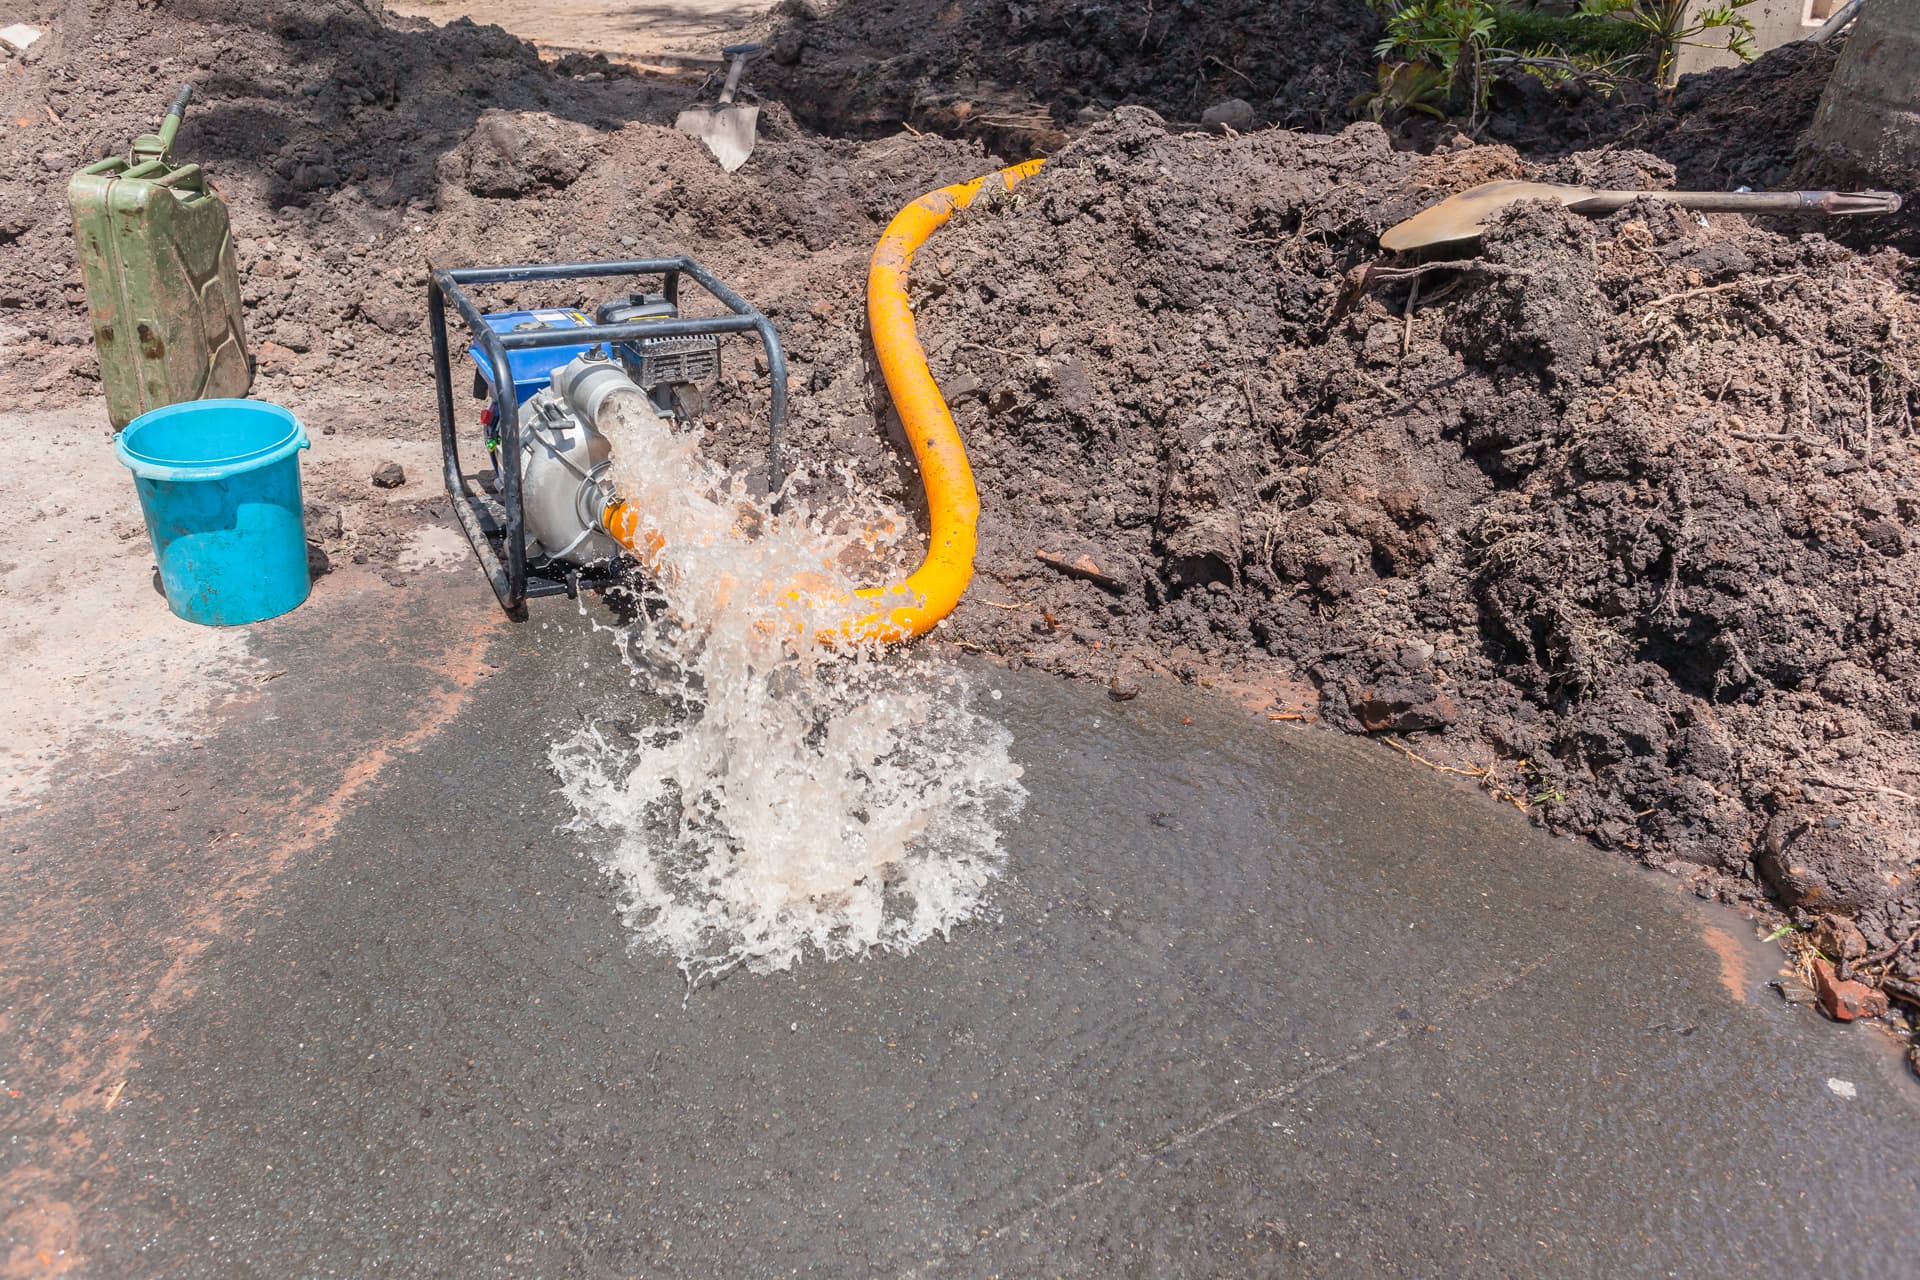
{"left": 466, "top": 294, "right": 720, "bottom": 459}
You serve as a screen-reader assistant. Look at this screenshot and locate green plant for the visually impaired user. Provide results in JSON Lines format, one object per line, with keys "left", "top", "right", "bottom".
{"left": 1353, "top": 59, "right": 1455, "bottom": 120}
{"left": 1580, "top": 0, "right": 1757, "bottom": 85}
{"left": 1374, "top": 0, "right": 1501, "bottom": 120}
{"left": 1491, "top": 6, "right": 1654, "bottom": 62}
{"left": 1361, "top": 0, "right": 1757, "bottom": 126}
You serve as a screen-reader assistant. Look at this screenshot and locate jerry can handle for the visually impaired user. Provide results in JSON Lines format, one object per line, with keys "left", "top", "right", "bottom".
{"left": 151, "top": 164, "right": 207, "bottom": 194}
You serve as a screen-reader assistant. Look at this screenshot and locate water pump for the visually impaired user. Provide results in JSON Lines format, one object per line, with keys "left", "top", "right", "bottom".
{"left": 427, "top": 258, "right": 788, "bottom": 616}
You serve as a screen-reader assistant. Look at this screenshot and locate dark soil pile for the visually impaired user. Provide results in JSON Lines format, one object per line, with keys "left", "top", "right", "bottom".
{"left": 753, "top": 0, "right": 1378, "bottom": 148}
{"left": 0, "top": 0, "right": 995, "bottom": 403}
{"left": 1486, "top": 38, "right": 1840, "bottom": 186}
{"left": 768, "top": 109, "right": 1920, "bottom": 994}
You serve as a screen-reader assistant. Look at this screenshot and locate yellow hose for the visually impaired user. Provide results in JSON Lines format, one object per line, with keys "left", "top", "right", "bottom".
{"left": 602, "top": 158, "right": 1046, "bottom": 644}
{"left": 831, "top": 157, "right": 1047, "bottom": 644}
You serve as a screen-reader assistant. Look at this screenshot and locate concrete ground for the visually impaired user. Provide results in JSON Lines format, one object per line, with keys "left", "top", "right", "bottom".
{"left": 2, "top": 413, "right": 1916, "bottom": 1275}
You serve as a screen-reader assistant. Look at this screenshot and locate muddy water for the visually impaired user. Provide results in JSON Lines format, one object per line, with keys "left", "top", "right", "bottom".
{"left": 548, "top": 635, "right": 1920, "bottom": 1273}
{"left": 63, "top": 583, "right": 1920, "bottom": 1276}
{"left": 945, "top": 666, "right": 1920, "bottom": 1274}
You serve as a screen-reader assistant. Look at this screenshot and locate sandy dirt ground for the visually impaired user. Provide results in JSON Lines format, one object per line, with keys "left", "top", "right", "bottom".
{"left": 0, "top": 387, "right": 455, "bottom": 812}
{"left": 386, "top": 0, "right": 774, "bottom": 70}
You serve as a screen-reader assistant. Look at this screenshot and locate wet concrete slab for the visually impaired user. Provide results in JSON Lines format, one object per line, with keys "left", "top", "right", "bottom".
{"left": 2, "top": 570, "right": 1916, "bottom": 1276}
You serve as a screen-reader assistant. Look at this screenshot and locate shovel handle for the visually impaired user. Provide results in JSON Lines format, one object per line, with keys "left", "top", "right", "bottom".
{"left": 1576, "top": 188, "right": 1903, "bottom": 216}
{"left": 718, "top": 43, "right": 763, "bottom": 105}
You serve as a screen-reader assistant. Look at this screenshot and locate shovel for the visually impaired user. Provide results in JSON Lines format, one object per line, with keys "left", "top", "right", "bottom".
{"left": 676, "top": 43, "right": 764, "bottom": 173}
{"left": 1381, "top": 180, "right": 1903, "bottom": 253}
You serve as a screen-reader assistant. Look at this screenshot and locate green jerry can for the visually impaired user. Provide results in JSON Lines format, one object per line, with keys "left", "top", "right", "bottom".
{"left": 69, "top": 85, "right": 250, "bottom": 429}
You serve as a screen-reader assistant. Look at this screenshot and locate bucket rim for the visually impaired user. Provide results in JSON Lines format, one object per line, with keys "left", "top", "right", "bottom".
{"left": 116, "top": 398, "right": 309, "bottom": 480}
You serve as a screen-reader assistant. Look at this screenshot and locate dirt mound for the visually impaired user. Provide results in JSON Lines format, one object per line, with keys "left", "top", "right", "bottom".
{"left": 1485, "top": 39, "right": 1840, "bottom": 183}
{"left": 0, "top": 0, "right": 993, "bottom": 403}
{"left": 3, "top": 0, "right": 576, "bottom": 306}
{"left": 755, "top": 0, "right": 1378, "bottom": 149}
{"left": 763, "top": 108, "right": 1920, "bottom": 989}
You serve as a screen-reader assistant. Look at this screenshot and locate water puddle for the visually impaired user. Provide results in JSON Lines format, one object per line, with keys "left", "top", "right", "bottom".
{"left": 549, "top": 398, "right": 1025, "bottom": 983}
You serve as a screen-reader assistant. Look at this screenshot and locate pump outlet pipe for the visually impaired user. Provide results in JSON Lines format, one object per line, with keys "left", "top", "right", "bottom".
{"left": 598, "top": 158, "right": 1046, "bottom": 646}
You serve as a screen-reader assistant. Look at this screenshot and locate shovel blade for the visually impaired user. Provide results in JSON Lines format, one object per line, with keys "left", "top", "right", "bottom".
{"left": 1380, "top": 181, "right": 1591, "bottom": 252}
{"left": 675, "top": 103, "right": 760, "bottom": 173}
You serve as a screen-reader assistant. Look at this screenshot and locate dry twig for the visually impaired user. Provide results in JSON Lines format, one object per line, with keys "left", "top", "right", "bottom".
{"left": 1640, "top": 273, "right": 1805, "bottom": 312}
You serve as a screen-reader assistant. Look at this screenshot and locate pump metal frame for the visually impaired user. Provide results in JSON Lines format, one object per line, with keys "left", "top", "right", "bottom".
{"left": 428, "top": 258, "right": 788, "bottom": 617}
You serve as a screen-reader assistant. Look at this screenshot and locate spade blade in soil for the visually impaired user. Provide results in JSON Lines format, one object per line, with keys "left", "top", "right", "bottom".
{"left": 1382, "top": 180, "right": 1904, "bottom": 253}
{"left": 1380, "top": 182, "right": 1593, "bottom": 253}
{"left": 676, "top": 102, "right": 760, "bottom": 173}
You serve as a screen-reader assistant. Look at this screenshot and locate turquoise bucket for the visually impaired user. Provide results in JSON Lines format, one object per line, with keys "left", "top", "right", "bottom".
{"left": 115, "top": 398, "right": 312, "bottom": 626}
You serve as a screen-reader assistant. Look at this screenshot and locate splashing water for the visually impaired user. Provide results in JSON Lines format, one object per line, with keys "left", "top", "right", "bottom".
{"left": 549, "top": 390, "right": 1025, "bottom": 983}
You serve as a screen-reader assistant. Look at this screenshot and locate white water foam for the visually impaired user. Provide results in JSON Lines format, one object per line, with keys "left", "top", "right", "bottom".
{"left": 549, "top": 388, "right": 1025, "bottom": 983}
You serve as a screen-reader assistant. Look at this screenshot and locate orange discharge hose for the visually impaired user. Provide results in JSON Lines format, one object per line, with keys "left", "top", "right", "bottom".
{"left": 601, "top": 158, "right": 1046, "bottom": 644}
{"left": 833, "top": 157, "right": 1047, "bottom": 644}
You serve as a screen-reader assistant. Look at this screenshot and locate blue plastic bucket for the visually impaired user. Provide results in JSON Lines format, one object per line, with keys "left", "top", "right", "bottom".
{"left": 115, "top": 399, "right": 312, "bottom": 626}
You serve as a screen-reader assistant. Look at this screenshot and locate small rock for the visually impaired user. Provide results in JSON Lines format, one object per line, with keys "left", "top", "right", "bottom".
{"left": 1757, "top": 808, "right": 1907, "bottom": 913}
{"left": 1396, "top": 639, "right": 1435, "bottom": 674}
{"left": 256, "top": 341, "right": 298, "bottom": 367}
{"left": 1108, "top": 676, "right": 1140, "bottom": 702}
{"left": 1771, "top": 977, "right": 1818, "bottom": 1006}
{"left": 371, "top": 462, "right": 406, "bottom": 489}
{"left": 1200, "top": 98, "right": 1254, "bottom": 133}
{"left": 1812, "top": 956, "right": 1889, "bottom": 1022}
{"left": 0, "top": 24, "right": 44, "bottom": 53}
{"left": 1811, "top": 913, "right": 1868, "bottom": 962}
{"left": 1825, "top": 1077, "right": 1857, "bottom": 1100}
{"left": 359, "top": 297, "right": 412, "bottom": 335}
{"left": 769, "top": 29, "right": 806, "bottom": 65}
{"left": 306, "top": 541, "right": 331, "bottom": 577}
{"left": 1350, "top": 681, "right": 1458, "bottom": 734}
{"left": 946, "top": 373, "right": 985, "bottom": 403}
{"left": 380, "top": 568, "right": 407, "bottom": 587}
{"left": 275, "top": 321, "right": 314, "bottom": 354}
{"left": 1859, "top": 517, "right": 1904, "bottom": 557}
{"left": 305, "top": 504, "right": 344, "bottom": 540}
